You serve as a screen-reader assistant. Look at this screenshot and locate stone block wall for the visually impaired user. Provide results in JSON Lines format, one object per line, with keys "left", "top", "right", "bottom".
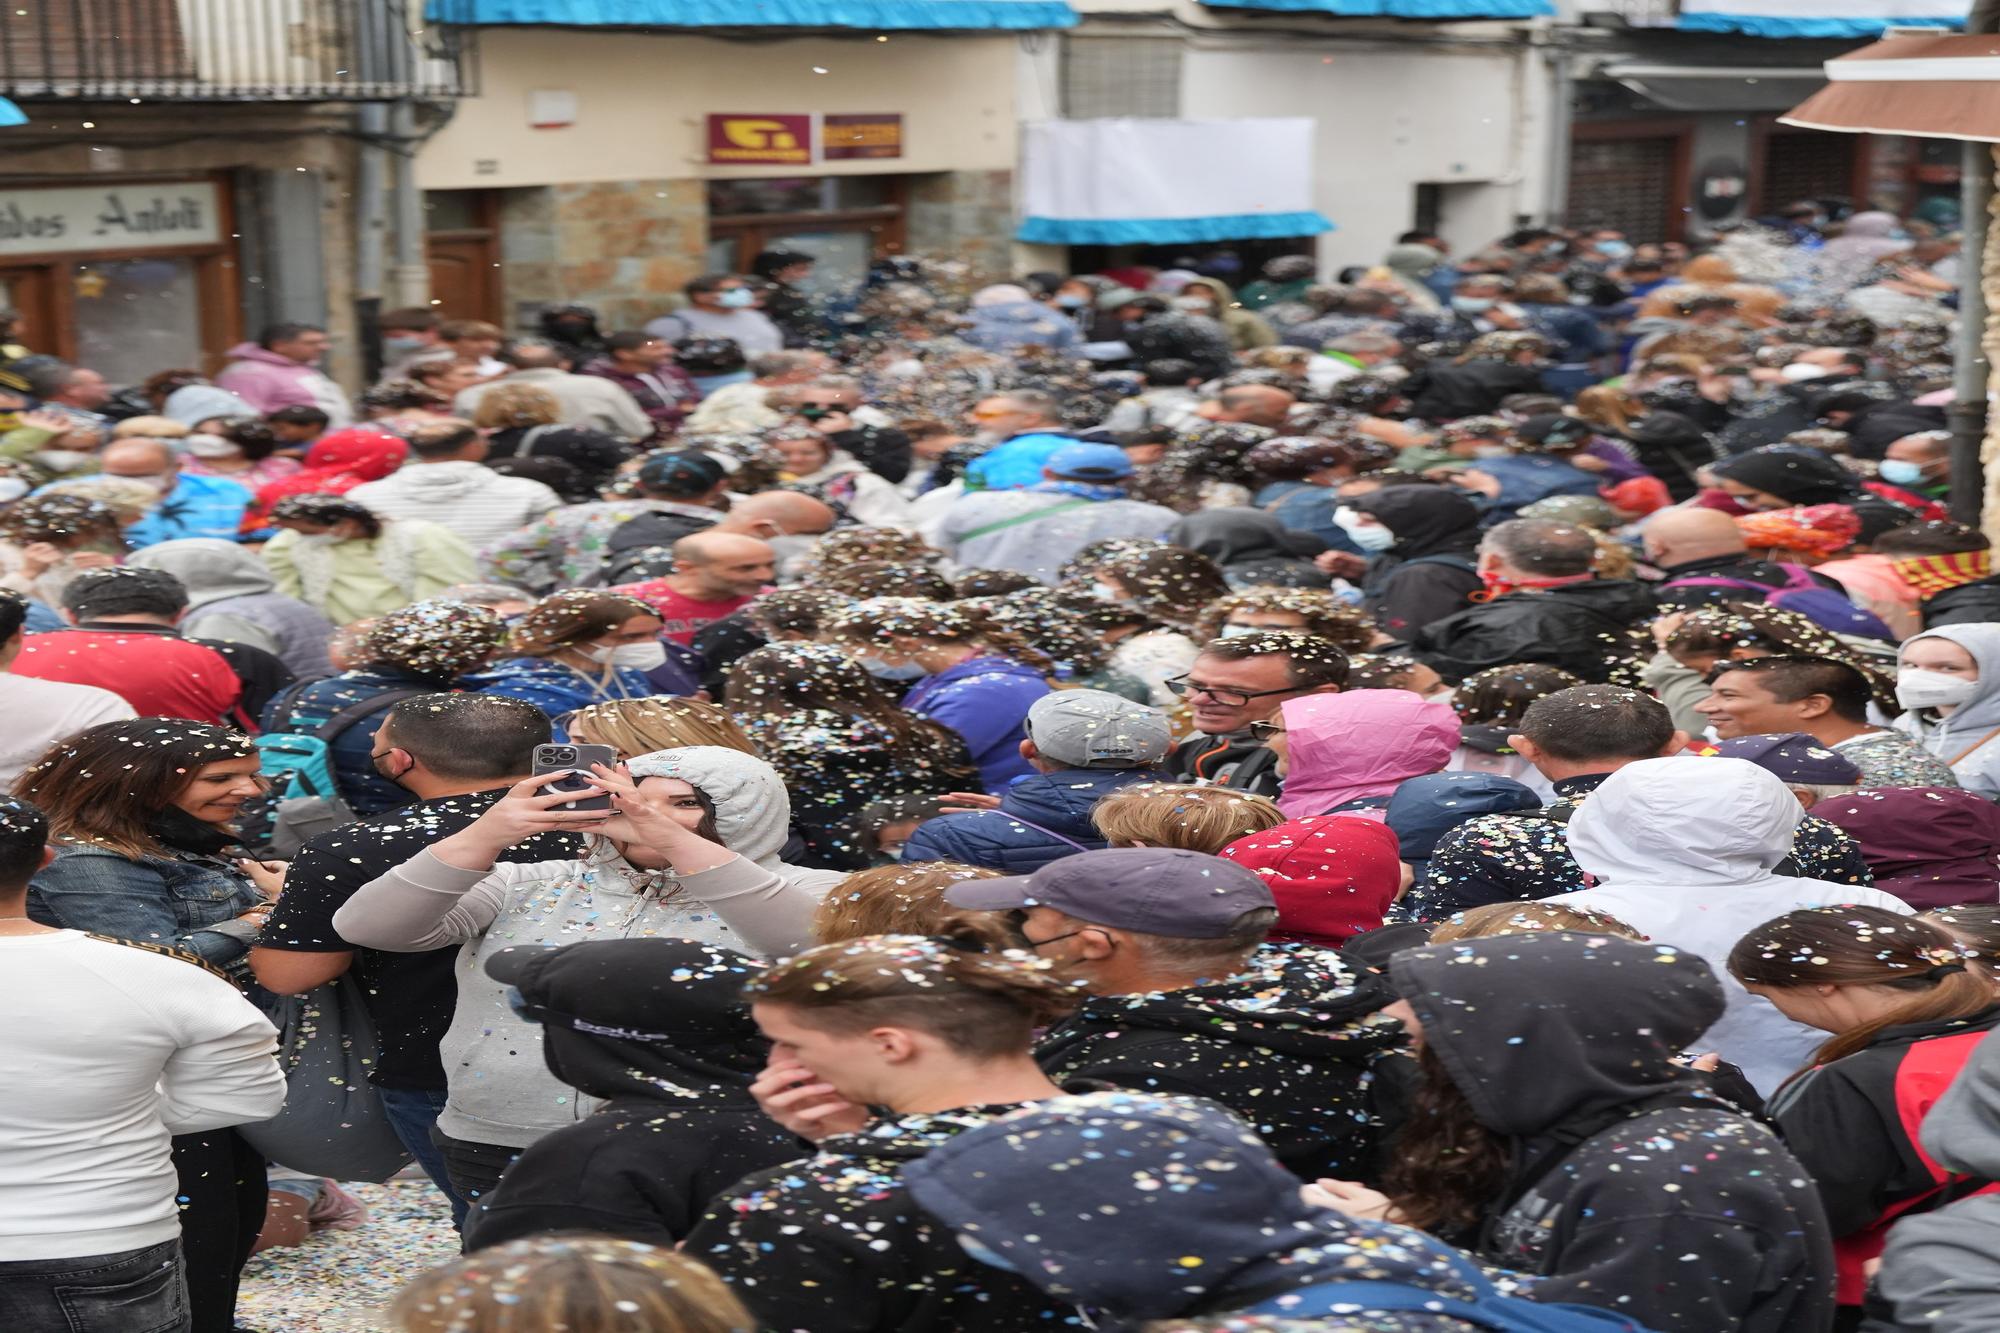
{"left": 906, "top": 169, "right": 1015, "bottom": 286}
{"left": 498, "top": 179, "right": 707, "bottom": 333}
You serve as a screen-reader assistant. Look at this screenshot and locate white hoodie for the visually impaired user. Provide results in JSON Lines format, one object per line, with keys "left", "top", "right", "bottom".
{"left": 1552, "top": 756, "right": 1909, "bottom": 1094}
{"left": 347, "top": 460, "right": 564, "bottom": 550}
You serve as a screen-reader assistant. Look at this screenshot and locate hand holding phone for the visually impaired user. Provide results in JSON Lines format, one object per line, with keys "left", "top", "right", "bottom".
{"left": 530, "top": 743, "right": 619, "bottom": 813}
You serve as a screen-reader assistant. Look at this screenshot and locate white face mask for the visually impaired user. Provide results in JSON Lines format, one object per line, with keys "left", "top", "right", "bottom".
{"left": 1090, "top": 581, "right": 1125, "bottom": 602}
{"left": 590, "top": 641, "right": 667, "bottom": 671}
{"left": 183, "top": 434, "right": 240, "bottom": 460}
{"left": 32, "top": 449, "right": 93, "bottom": 472}
{"left": 1333, "top": 505, "right": 1395, "bottom": 553}
{"left": 1781, "top": 362, "right": 1833, "bottom": 382}
{"left": 0, "top": 478, "right": 26, "bottom": 503}
{"left": 1219, "top": 623, "right": 1263, "bottom": 638}
{"left": 1897, "top": 667, "right": 1978, "bottom": 711}
{"left": 860, "top": 655, "right": 926, "bottom": 681}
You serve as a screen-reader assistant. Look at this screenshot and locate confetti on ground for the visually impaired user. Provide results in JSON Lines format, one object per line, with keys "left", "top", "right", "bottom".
{"left": 237, "top": 1180, "right": 460, "bottom": 1332}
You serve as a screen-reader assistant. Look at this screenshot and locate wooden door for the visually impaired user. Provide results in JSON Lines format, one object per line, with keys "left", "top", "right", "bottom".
{"left": 426, "top": 234, "right": 501, "bottom": 324}
{"left": 0, "top": 265, "right": 67, "bottom": 361}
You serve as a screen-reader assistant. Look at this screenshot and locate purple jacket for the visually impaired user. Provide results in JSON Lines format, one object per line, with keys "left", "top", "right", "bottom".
{"left": 214, "top": 343, "right": 350, "bottom": 424}
{"left": 579, "top": 360, "right": 695, "bottom": 435}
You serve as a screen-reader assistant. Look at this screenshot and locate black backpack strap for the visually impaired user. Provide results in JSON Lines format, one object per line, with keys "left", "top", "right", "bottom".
{"left": 311, "top": 688, "right": 434, "bottom": 741}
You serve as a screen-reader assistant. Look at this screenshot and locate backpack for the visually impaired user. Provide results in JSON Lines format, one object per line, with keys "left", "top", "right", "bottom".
{"left": 254, "top": 684, "right": 430, "bottom": 856}
{"left": 598, "top": 509, "right": 717, "bottom": 585}
{"left": 1245, "top": 1244, "right": 1654, "bottom": 1330}
{"left": 1662, "top": 565, "right": 1894, "bottom": 640}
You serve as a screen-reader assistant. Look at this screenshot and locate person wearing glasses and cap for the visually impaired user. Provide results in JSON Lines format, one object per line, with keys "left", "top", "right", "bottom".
{"left": 1162, "top": 629, "right": 1352, "bottom": 799}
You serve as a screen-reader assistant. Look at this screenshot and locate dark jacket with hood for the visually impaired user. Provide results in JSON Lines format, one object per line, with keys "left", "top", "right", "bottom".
{"left": 1034, "top": 942, "right": 1411, "bottom": 1182}
{"left": 1169, "top": 508, "right": 1327, "bottom": 589}
{"left": 1391, "top": 933, "right": 1838, "bottom": 1333}
{"left": 903, "top": 1091, "right": 1555, "bottom": 1333}
{"left": 1384, "top": 772, "right": 1541, "bottom": 874}
{"left": 1921, "top": 575, "right": 2000, "bottom": 630}
{"left": 900, "top": 765, "right": 1165, "bottom": 875}
{"left": 463, "top": 939, "right": 802, "bottom": 1251}
{"left": 1653, "top": 551, "right": 1846, "bottom": 611}
{"left": 1354, "top": 487, "right": 1485, "bottom": 640}
{"left": 1411, "top": 579, "right": 1659, "bottom": 685}
{"left": 1404, "top": 358, "right": 1547, "bottom": 423}
{"left": 685, "top": 1104, "right": 1077, "bottom": 1333}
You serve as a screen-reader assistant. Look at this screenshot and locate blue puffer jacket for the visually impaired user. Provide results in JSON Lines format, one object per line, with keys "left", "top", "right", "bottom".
{"left": 900, "top": 767, "right": 1166, "bottom": 875}
{"left": 467, "top": 656, "right": 658, "bottom": 736}
{"left": 901, "top": 655, "right": 1051, "bottom": 793}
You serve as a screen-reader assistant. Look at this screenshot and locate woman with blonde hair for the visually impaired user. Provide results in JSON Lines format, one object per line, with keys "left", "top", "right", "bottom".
{"left": 1090, "top": 781, "right": 1285, "bottom": 853}
{"left": 810, "top": 861, "right": 1005, "bottom": 944}
{"left": 565, "top": 696, "right": 759, "bottom": 759}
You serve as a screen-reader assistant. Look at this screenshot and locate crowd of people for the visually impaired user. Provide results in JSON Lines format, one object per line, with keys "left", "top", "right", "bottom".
{"left": 2, "top": 206, "right": 1999, "bottom": 1333}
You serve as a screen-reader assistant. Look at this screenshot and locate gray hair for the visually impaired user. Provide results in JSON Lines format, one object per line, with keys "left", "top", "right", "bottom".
{"left": 749, "top": 350, "right": 822, "bottom": 379}
{"left": 1326, "top": 330, "right": 1401, "bottom": 356}
{"left": 1481, "top": 519, "right": 1597, "bottom": 577}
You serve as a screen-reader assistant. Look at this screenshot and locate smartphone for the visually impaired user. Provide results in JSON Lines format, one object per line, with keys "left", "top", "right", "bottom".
{"left": 530, "top": 743, "right": 618, "bottom": 813}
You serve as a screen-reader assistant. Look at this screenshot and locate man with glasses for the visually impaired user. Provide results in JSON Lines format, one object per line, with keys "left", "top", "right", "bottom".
{"left": 1163, "top": 630, "right": 1351, "bottom": 798}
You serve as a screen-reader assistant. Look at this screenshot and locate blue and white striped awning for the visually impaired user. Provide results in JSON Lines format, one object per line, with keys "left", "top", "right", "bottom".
{"left": 1019, "top": 118, "right": 1335, "bottom": 247}
{"left": 1677, "top": 0, "right": 1964, "bottom": 36}
{"left": 1200, "top": 0, "right": 1553, "bottom": 19}
{"left": 426, "top": 0, "right": 1077, "bottom": 28}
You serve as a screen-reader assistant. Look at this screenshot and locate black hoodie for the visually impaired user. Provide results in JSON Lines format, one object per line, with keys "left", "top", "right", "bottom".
{"left": 462, "top": 940, "right": 802, "bottom": 1251}
{"left": 1410, "top": 579, "right": 1659, "bottom": 685}
{"left": 1390, "top": 933, "right": 1837, "bottom": 1333}
{"left": 1355, "top": 488, "right": 1485, "bottom": 639}
{"left": 1033, "top": 942, "right": 1411, "bottom": 1182}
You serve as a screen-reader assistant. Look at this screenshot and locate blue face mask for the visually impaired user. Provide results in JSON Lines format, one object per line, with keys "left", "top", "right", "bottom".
{"left": 1055, "top": 293, "right": 1087, "bottom": 310}
{"left": 1451, "top": 296, "right": 1496, "bottom": 315}
{"left": 860, "top": 656, "right": 926, "bottom": 682}
{"left": 717, "top": 288, "right": 755, "bottom": 309}
{"left": 1878, "top": 459, "right": 1929, "bottom": 487}
{"left": 1596, "top": 240, "right": 1633, "bottom": 260}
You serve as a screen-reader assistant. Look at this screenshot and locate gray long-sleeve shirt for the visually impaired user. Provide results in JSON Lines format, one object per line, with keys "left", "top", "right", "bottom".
{"left": 333, "top": 848, "right": 825, "bottom": 1148}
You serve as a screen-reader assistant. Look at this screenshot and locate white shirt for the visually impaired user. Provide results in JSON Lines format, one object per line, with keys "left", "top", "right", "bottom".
{"left": 0, "top": 672, "right": 135, "bottom": 788}
{"left": 0, "top": 932, "right": 284, "bottom": 1260}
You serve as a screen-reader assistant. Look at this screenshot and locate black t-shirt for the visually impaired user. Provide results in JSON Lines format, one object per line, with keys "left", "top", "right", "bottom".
{"left": 259, "top": 788, "right": 580, "bottom": 1091}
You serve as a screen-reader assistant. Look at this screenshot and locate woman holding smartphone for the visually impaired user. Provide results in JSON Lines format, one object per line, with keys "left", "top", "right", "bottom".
{"left": 330, "top": 745, "right": 837, "bottom": 1205}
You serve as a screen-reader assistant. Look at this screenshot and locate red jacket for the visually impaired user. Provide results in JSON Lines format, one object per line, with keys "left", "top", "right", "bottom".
{"left": 12, "top": 628, "right": 247, "bottom": 728}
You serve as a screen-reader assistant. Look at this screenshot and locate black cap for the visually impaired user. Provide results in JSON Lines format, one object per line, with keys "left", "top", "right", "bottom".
{"left": 1517, "top": 413, "right": 1593, "bottom": 447}
{"left": 947, "top": 847, "right": 1274, "bottom": 939}
{"left": 484, "top": 939, "right": 762, "bottom": 1046}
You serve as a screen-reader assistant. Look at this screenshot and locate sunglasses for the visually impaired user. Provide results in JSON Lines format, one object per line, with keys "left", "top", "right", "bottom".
{"left": 1248, "top": 720, "right": 1286, "bottom": 740}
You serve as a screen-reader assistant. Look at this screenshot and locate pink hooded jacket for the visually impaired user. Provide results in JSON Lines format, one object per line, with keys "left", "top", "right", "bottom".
{"left": 1275, "top": 689, "right": 1461, "bottom": 820}
{"left": 214, "top": 342, "right": 350, "bottom": 424}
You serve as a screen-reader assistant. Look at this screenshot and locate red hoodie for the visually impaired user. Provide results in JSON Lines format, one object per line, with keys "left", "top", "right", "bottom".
{"left": 1218, "top": 815, "right": 1404, "bottom": 948}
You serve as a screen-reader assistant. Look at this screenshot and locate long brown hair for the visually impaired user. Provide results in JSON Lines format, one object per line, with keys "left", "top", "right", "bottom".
{"left": 1381, "top": 1044, "right": 1513, "bottom": 1233}
{"left": 1729, "top": 906, "right": 1994, "bottom": 1067}
{"left": 507, "top": 590, "right": 658, "bottom": 658}
{"left": 15, "top": 719, "right": 257, "bottom": 858}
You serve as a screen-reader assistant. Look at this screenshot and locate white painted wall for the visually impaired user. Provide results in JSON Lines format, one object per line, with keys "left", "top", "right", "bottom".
{"left": 1179, "top": 41, "right": 1533, "bottom": 267}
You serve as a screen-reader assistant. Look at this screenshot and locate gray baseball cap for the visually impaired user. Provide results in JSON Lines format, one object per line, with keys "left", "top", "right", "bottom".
{"left": 946, "top": 847, "right": 1275, "bottom": 939}
{"left": 1026, "top": 689, "right": 1171, "bottom": 769}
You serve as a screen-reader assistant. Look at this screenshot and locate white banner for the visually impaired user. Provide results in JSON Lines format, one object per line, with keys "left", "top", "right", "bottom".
{"left": 1680, "top": 0, "right": 1964, "bottom": 33}
{"left": 0, "top": 182, "right": 222, "bottom": 258}
{"left": 1021, "top": 118, "right": 1318, "bottom": 224}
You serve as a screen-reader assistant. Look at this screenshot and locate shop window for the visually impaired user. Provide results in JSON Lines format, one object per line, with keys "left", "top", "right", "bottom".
{"left": 70, "top": 258, "right": 203, "bottom": 387}
{"left": 706, "top": 176, "right": 906, "bottom": 290}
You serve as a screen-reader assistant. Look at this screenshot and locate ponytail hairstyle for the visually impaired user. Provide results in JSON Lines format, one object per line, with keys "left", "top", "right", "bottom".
{"left": 825, "top": 596, "right": 1055, "bottom": 675}
{"left": 1728, "top": 905, "right": 1991, "bottom": 1066}
{"left": 1924, "top": 904, "right": 2000, "bottom": 980}
{"left": 745, "top": 934, "right": 1082, "bottom": 1059}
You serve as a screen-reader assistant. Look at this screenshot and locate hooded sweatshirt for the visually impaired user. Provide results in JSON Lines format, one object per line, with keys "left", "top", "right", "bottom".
{"left": 1553, "top": 756, "right": 1911, "bottom": 1093}
{"left": 1815, "top": 786, "right": 2000, "bottom": 909}
{"left": 899, "top": 765, "right": 1163, "bottom": 875}
{"left": 1274, "top": 689, "right": 1461, "bottom": 820}
{"left": 461, "top": 939, "right": 803, "bottom": 1250}
{"left": 1033, "top": 942, "right": 1410, "bottom": 1181}
{"left": 1217, "top": 815, "right": 1403, "bottom": 947}
{"left": 1892, "top": 624, "right": 2000, "bottom": 798}
{"left": 1391, "top": 933, "right": 1837, "bottom": 1333}
{"left": 1169, "top": 508, "right": 1326, "bottom": 588}
{"left": 331, "top": 746, "right": 838, "bottom": 1148}
{"left": 345, "top": 460, "right": 564, "bottom": 550}
{"left": 215, "top": 341, "right": 352, "bottom": 425}
{"left": 903, "top": 1091, "right": 1549, "bottom": 1333}
{"left": 126, "top": 538, "right": 335, "bottom": 676}
{"left": 1353, "top": 488, "right": 1485, "bottom": 638}
{"left": 1867, "top": 1025, "right": 2000, "bottom": 1332}
{"left": 1384, "top": 771, "right": 1541, "bottom": 873}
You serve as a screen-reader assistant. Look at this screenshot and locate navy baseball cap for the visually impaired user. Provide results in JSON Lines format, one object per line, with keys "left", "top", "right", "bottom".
{"left": 1709, "top": 732, "right": 1862, "bottom": 785}
{"left": 946, "top": 847, "right": 1275, "bottom": 939}
{"left": 1045, "top": 441, "right": 1133, "bottom": 482}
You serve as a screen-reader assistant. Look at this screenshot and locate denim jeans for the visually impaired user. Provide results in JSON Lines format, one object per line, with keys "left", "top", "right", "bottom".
{"left": 0, "top": 1238, "right": 188, "bottom": 1332}
{"left": 377, "top": 1085, "right": 471, "bottom": 1231}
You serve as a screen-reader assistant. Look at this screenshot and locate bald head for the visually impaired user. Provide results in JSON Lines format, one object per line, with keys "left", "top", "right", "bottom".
{"left": 717, "top": 490, "right": 837, "bottom": 538}
{"left": 667, "top": 531, "right": 776, "bottom": 601}
{"left": 1643, "top": 506, "right": 1746, "bottom": 568}
{"left": 1206, "top": 385, "right": 1296, "bottom": 429}
{"left": 99, "top": 439, "right": 178, "bottom": 479}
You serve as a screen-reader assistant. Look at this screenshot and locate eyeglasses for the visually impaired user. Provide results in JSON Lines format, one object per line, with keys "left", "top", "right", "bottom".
{"left": 1163, "top": 675, "right": 1300, "bottom": 709}
{"left": 1248, "top": 720, "right": 1286, "bottom": 741}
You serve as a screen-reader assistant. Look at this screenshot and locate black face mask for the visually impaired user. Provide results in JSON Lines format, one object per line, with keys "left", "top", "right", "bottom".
{"left": 146, "top": 804, "right": 241, "bottom": 857}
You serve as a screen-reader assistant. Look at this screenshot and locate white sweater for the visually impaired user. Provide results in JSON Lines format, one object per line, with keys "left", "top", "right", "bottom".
{"left": 0, "top": 931, "right": 285, "bottom": 1261}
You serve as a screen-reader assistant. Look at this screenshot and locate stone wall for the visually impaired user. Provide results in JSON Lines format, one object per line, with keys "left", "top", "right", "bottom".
{"left": 905, "top": 170, "right": 1016, "bottom": 286}
{"left": 498, "top": 179, "right": 707, "bottom": 333}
